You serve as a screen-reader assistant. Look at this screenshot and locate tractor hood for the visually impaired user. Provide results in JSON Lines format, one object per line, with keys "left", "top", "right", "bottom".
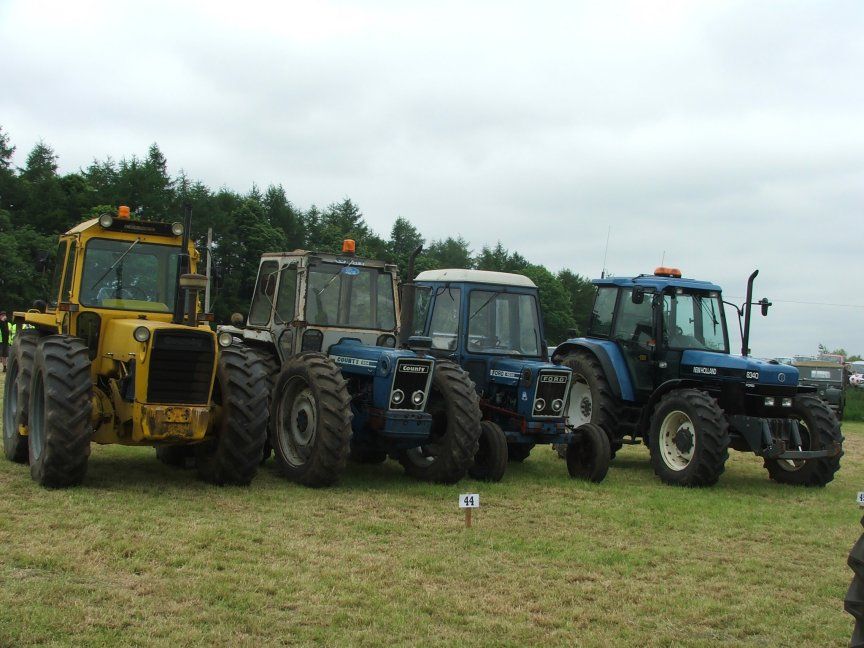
{"left": 327, "top": 338, "right": 432, "bottom": 378}
{"left": 680, "top": 350, "right": 799, "bottom": 387}
{"left": 485, "top": 357, "right": 560, "bottom": 386}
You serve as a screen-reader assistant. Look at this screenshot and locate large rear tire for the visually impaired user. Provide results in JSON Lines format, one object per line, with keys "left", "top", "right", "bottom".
{"left": 27, "top": 336, "right": 93, "bottom": 488}
{"left": 3, "top": 330, "right": 42, "bottom": 463}
{"left": 557, "top": 351, "right": 622, "bottom": 459}
{"left": 247, "top": 346, "right": 280, "bottom": 464}
{"left": 468, "top": 420, "right": 508, "bottom": 482}
{"left": 196, "top": 345, "right": 269, "bottom": 486}
{"left": 846, "top": 517, "right": 864, "bottom": 648}
{"left": 566, "top": 422, "right": 611, "bottom": 482}
{"left": 648, "top": 389, "right": 729, "bottom": 487}
{"left": 764, "top": 394, "right": 843, "bottom": 487}
{"left": 398, "top": 361, "right": 481, "bottom": 484}
{"left": 270, "top": 353, "right": 352, "bottom": 487}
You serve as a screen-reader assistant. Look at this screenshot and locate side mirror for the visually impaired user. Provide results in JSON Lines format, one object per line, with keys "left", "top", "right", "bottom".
{"left": 230, "top": 312, "right": 245, "bottom": 327}
{"left": 632, "top": 287, "right": 645, "bottom": 304}
{"left": 34, "top": 250, "right": 51, "bottom": 273}
{"left": 759, "top": 297, "right": 771, "bottom": 317}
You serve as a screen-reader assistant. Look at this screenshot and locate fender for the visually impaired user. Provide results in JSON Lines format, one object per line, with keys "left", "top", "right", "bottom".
{"left": 552, "top": 338, "right": 636, "bottom": 402}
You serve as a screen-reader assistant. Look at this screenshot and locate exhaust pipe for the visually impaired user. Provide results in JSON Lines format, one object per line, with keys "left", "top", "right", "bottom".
{"left": 741, "top": 269, "right": 758, "bottom": 356}
{"left": 398, "top": 245, "right": 423, "bottom": 346}
{"left": 173, "top": 203, "right": 194, "bottom": 325}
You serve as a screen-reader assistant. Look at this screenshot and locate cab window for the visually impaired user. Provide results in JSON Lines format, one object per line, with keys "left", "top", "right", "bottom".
{"left": 613, "top": 289, "right": 653, "bottom": 343}
{"left": 275, "top": 265, "right": 297, "bottom": 323}
{"left": 47, "top": 241, "right": 68, "bottom": 308}
{"left": 588, "top": 287, "right": 617, "bottom": 337}
{"left": 429, "top": 288, "right": 461, "bottom": 350}
{"left": 249, "top": 260, "right": 278, "bottom": 326}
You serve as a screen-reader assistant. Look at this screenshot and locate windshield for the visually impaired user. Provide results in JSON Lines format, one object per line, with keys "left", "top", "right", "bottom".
{"left": 662, "top": 291, "right": 728, "bottom": 352}
{"left": 467, "top": 290, "right": 541, "bottom": 356}
{"left": 798, "top": 366, "right": 843, "bottom": 383}
{"left": 80, "top": 238, "right": 180, "bottom": 312}
{"left": 306, "top": 262, "right": 396, "bottom": 330}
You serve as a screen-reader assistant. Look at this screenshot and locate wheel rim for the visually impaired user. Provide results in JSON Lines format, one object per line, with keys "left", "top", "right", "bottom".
{"left": 658, "top": 409, "right": 695, "bottom": 471}
{"left": 29, "top": 370, "right": 46, "bottom": 461}
{"left": 3, "top": 363, "right": 18, "bottom": 444}
{"left": 777, "top": 421, "right": 812, "bottom": 472}
{"left": 567, "top": 375, "right": 592, "bottom": 427}
{"left": 276, "top": 378, "right": 317, "bottom": 468}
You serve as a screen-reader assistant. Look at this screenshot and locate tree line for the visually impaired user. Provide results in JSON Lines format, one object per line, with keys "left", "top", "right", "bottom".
{"left": 0, "top": 126, "right": 595, "bottom": 342}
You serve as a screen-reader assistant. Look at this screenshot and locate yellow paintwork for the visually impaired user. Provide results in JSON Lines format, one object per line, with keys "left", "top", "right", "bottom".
{"left": 14, "top": 216, "right": 218, "bottom": 447}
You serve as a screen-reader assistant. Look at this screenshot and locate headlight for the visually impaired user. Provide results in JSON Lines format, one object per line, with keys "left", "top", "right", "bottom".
{"left": 534, "top": 398, "right": 546, "bottom": 412}
{"left": 391, "top": 389, "right": 405, "bottom": 405}
{"left": 171, "top": 222, "right": 184, "bottom": 236}
{"left": 763, "top": 397, "right": 775, "bottom": 407}
{"left": 99, "top": 213, "right": 114, "bottom": 228}
{"left": 217, "top": 331, "right": 233, "bottom": 348}
{"left": 781, "top": 398, "right": 793, "bottom": 407}
{"left": 412, "top": 390, "right": 425, "bottom": 405}
{"left": 551, "top": 398, "right": 564, "bottom": 412}
{"left": 133, "top": 326, "right": 150, "bottom": 343}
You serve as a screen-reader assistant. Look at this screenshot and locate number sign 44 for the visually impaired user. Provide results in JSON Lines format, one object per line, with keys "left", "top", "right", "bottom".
{"left": 459, "top": 494, "right": 480, "bottom": 509}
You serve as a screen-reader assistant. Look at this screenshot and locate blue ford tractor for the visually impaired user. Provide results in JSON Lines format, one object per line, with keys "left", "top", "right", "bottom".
{"left": 221, "top": 241, "right": 481, "bottom": 487}
{"left": 406, "top": 268, "right": 610, "bottom": 482}
{"left": 552, "top": 267, "right": 843, "bottom": 487}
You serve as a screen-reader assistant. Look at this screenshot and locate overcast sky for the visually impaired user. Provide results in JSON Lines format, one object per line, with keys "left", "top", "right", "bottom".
{"left": 1, "top": 0, "right": 862, "bottom": 358}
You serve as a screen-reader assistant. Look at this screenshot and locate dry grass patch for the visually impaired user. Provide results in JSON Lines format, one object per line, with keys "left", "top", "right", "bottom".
{"left": 0, "top": 371, "right": 861, "bottom": 646}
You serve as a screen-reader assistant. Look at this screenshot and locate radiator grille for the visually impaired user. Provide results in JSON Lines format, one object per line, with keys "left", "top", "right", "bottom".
{"left": 146, "top": 330, "right": 215, "bottom": 405}
{"left": 533, "top": 370, "right": 571, "bottom": 418}
{"left": 390, "top": 358, "right": 434, "bottom": 411}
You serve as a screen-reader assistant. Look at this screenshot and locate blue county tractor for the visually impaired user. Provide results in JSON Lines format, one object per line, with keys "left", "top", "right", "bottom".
{"left": 406, "top": 268, "right": 610, "bottom": 482}
{"left": 221, "top": 241, "right": 481, "bottom": 487}
{"left": 552, "top": 267, "right": 843, "bottom": 487}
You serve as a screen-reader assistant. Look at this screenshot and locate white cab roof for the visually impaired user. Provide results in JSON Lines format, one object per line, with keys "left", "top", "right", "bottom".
{"left": 415, "top": 269, "right": 536, "bottom": 288}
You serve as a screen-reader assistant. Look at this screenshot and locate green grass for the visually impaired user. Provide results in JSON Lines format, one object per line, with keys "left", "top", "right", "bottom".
{"left": 0, "top": 371, "right": 862, "bottom": 647}
{"left": 846, "top": 388, "right": 864, "bottom": 422}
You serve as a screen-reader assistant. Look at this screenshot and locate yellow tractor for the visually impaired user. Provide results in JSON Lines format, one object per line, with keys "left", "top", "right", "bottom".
{"left": 2, "top": 206, "right": 269, "bottom": 487}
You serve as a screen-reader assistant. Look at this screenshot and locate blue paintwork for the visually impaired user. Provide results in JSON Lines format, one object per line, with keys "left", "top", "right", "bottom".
{"left": 553, "top": 338, "right": 637, "bottom": 401}
{"left": 681, "top": 350, "right": 800, "bottom": 386}
{"left": 593, "top": 275, "right": 722, "bottom": 292}
{"left": 326, "top": 337, "right": 433, "bottom": 439}
{"left": 416, "top": 279, "right": 572, "bottom": 443}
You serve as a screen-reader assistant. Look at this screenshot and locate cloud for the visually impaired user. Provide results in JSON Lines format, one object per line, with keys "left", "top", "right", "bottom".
{"left": 1, "top": 0, "right": 862, "bottom": 356}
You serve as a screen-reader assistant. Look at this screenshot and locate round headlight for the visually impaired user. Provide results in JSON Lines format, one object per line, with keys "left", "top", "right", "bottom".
{"left": 171, "top": 221, "right": 184, "bottom": 236}
{"left": 534, "top": 398, "right": 546, "bottom": 412}
{"left": 218, "top": 331, "right": 234, "bottom": 348}
{"left": 551, "top": 398, "right": 564, "bottom": 412}
{"left": 412, "top": 390, "right": 425, "bottom": 405}
{"left": 99, "top": 213, "right": 114, "bottom": 228}
{"left": 391, "top": 389, "right": 405, "bottom": 405}
{"left": 133, "top": 326, "right": 150, "bottom": 343}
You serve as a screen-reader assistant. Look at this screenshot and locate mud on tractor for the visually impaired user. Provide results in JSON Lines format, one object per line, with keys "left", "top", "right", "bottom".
{"left": 2, "top": 206, "right": 269, "bottom": 487}
{"left": 553, "top": 268, "right": 843, "bottom": 487}
{"left": 407, "top": 269, "right": 610, "bottom": 482}
{"left": 221, "top": 241, "right": 481, "bottom": 487}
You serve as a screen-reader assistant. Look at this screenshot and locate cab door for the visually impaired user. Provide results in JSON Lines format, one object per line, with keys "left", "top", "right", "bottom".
{"left": 611, "top": 288, "right": 656, "bottom": 397}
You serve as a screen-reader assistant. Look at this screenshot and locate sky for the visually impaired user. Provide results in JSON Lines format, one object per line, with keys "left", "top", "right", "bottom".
{"left": 1, "top": 0, "right": 862, "bottom": 358}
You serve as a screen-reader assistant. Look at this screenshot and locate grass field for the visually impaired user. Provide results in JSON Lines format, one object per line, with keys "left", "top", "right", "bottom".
{"left": 0, "top": 371, "right": 862, "bottom": 647}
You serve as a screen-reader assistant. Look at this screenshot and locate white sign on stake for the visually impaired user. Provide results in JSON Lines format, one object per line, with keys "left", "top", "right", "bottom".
{"left": 857, "top": 492, "right": 864, "bottom": 507}
{"left": 459, "top": 493, "right": 480, "bottom": 508}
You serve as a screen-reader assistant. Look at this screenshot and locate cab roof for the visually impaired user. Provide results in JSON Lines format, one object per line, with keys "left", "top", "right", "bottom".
{"left": 593, "top": 275, "right": 722, "bottom": 292}
{"left": 415, "top": 269, "right": 537, "bottom": 288}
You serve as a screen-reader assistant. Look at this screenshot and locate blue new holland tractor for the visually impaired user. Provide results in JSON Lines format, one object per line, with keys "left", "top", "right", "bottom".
{"left": 222, "top": 241, "right": 481, "bottom": 487}
{"left": 406, "top": 268, "right": 610, "bottom": 482}
{"left": 552, "top": 267, "right": 843, "bottom": 487}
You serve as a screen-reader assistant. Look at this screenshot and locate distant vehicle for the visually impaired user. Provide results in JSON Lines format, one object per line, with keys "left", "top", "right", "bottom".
{"left": 792, "top": 360, "right": 847, "bottom": 420}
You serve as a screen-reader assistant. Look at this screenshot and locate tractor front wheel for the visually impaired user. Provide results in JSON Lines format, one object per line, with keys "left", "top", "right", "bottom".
{"left": 398, "top": 361, "right": 481, "bottom": 484}
{"left": 27, "top": 336, "right": 93, "bottom": 488}
{"left": 270, "top": 353, "right": 352, "bottom": 487}
{"left": 196, "top": 345, "right": 269, "bottom": 486}
{"left": 468, "top": 421, "right": 508, "bottom": 482}
{"left": 566, "top": 423, "right": 610, "bottom": 482}
{"left": 648, "top": 389, "right": 729, "bottom": 487}
{"left": 3, "top": 330, "right": 42, "bottom": 463}
{"left": 764, "top": 394, "right": 842, "bottom": 487}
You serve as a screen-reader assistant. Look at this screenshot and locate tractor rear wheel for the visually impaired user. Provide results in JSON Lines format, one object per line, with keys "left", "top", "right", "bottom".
{"left": 557, "top": 351, "right": 622, "bottom": 459}
{"left": 27, "top": 336, "right": 93, "bottom": 488}
{"left": 271, "top": 353, "right": 352, "bottom": 487}
{"left": 507, "top": 442, "right": 534, "bottom": 463}
{"left": 846, "top": 517, "right": 864, "bottom": 647}
{"left": 3, "top": 330, "right": 42, "bottom": 463}
{"left": 764, "top": 394, "right": 843, "bottom": 487}
{"left": 468, "top": 421, "right": 508, "bottom": 482}
{"left": 398, "top": 361, "right": 481, "bottom": 484}
{"left": 196, "top": 345, "right": 269, "bottom": 486}
{"left": 566, "top": 423, "right": 611, "bottom": 482}
{"left": 648, "top": 389, "right": 729, "bottom": 487}
{"left": 247, "top": 346, "right": 280, "bottom": 464}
